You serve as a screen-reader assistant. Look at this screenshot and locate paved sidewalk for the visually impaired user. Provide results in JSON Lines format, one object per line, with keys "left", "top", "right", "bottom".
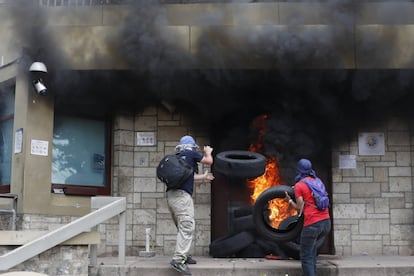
{"left": 89, "top": 255, "right": 414, "bottom": 276}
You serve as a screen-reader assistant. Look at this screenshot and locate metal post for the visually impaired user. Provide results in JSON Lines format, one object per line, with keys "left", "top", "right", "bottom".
{"left": 11, "top": 196, "right": 17, "bottom": 230}
{"left": 89, "top": 225, "right": 98, "bottom": 266}
{"left": 118, "top": 210, "right": 126, "bottom": 265}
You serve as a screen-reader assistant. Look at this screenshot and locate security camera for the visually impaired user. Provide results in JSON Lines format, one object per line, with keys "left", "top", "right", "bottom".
{"left": 29, "top": 62, "right": 48, "bottom": 96}
{"left": 32, "top": 79, "right": 47, "bottom": 95}
{"left": 29, "top": 62, "right": 47, "bottom": 73}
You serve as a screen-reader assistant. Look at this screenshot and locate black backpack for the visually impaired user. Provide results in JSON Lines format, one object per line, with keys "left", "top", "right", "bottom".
{"left": 156, "top": 154, "right": 193, "bottom": 189}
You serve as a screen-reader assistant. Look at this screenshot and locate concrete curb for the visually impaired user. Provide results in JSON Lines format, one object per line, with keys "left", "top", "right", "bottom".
{"left": 89, "top": 255, "right": 414, "bottom": 276}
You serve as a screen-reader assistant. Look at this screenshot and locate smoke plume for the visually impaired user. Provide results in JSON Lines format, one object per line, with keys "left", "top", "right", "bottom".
{"left": 4, "top": 0, "right": 414, "bottom": 181}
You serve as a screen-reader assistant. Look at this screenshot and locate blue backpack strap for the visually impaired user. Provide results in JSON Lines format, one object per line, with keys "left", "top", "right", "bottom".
{"left": 301, "top": 178, "right": 318, "bottom": 209}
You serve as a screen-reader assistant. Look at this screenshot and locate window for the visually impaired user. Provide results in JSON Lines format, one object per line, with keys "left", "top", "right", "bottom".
{"left": 0, "top": 85, "right": 14, "bottom": 192}
{"left": 51, "top": 115, "right": 111, "bottom": 195}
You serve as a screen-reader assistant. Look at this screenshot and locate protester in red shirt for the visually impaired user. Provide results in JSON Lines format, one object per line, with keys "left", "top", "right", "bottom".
{"left": 284, "top": 159, "right": 331, "bottom": 276}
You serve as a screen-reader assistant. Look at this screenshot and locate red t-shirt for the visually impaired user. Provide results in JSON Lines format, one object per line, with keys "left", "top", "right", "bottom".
{"left": 294, "top": 177, "right": 330, "bottom": 227}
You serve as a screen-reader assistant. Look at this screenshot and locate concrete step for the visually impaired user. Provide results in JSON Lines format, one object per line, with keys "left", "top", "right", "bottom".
{"left": 88, "top": 255, "right": 414, "bottom": 276}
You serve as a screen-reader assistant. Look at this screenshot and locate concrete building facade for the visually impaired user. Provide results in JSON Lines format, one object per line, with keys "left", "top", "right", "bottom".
{"left": 0, "top": 1, "right": 413, "bottom": 260}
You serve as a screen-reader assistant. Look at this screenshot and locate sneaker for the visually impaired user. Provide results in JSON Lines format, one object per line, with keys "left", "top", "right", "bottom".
{"left": 185, "top": 255, "right": 197, "bottom": 264}
{"left": 170, "top": 259, "right": 192, "bottom": 275}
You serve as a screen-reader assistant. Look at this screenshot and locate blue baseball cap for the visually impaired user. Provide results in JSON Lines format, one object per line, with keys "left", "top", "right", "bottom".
{"left": 179, "top": 135, "right": 199, "bottom": 148}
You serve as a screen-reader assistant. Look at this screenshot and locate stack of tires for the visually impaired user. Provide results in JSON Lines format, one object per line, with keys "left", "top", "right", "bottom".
{"left": 209, "top": 185, "right": 304, "bottom": 259}
{"left": 210, "top": 151, "right": 322, "bottom": 259}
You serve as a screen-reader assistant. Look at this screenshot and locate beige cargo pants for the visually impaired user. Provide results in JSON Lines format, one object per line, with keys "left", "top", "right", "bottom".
{"left": 167, "top": 189, "right": 195, "bottom": 262}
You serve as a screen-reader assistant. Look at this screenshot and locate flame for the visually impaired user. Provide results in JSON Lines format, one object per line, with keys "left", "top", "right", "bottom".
{"left": 248, "top": 157, "right": 279, "bottom": 204}
{"left": 247, "top": 115, "right": 297, "bottom": 228}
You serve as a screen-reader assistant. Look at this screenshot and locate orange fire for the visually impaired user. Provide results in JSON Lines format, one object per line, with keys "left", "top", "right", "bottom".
{"left": 247, "top": 157, "right": 297, "bottom": 228}
{"left": 247, "top": 115, "right": 297, "bottom": 228}
{"left": 248, "top": 156, "right": 280, "bottom": 203}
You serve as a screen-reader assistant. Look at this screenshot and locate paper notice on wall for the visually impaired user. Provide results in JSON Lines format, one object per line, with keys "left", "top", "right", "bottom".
{"left": 358, "top": 132, "right": 385, "bottom": 156}
{"left": 339, "top": 155, "right": 356, "bottom": 169}
{"left": 14, "top": 128, "right": 23, "bottom": 154}
{"left": 30, "top": 139, "right": 49, "bottom": 156}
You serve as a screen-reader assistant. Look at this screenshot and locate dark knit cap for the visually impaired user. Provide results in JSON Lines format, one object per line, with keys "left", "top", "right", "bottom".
{"left": 295, "top": 158, "right": 316, "bottom": 182}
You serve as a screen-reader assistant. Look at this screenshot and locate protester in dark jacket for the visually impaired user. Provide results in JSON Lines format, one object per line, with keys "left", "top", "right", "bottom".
{"left": 167, "top": 135, "right": 213, "bottom": 275}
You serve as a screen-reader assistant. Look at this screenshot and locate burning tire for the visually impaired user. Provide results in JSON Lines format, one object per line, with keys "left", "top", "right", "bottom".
{"left": 253, "top": 185, "right": 304, "bottom": 242}
{"left": 279, "top": 215, "right": 300, "bottom": 231}
{"left": 214, "top": 150, "right": 266, "bottom": 179}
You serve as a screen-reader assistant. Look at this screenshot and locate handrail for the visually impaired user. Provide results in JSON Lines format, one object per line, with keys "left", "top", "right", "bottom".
{"left": 0, "top": 196, "right": 126, "bottom": 271}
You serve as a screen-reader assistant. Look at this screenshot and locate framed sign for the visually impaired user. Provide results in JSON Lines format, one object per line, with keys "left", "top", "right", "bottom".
{"left": 136, "top": 132, "right": 156, "bottom": 146}
{"left": 30, "top": 139, "right": 49, "bottom": 156}
{"left": 358, "top": 132, "right": 385, "bottom": 156}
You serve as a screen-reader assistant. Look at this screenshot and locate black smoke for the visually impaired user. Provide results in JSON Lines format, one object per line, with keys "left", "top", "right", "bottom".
{"left": 5, "top": 1, "right": 414, "bottom": 180}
